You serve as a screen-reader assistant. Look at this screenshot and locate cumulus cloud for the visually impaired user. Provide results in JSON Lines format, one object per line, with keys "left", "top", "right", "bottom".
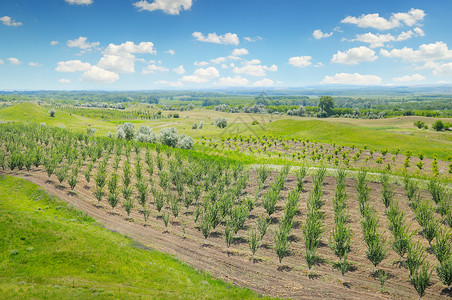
{"left": 165, "top": 49, "right": 175, "bottom": 55}
{"left": 133, "top": 0, "right": 192, "bottom": 15}
{"left": 0, "top": 16, "right": 22, "bottom": 27}
{"left": 55, "top": 60, "right": 91, "bottom": 72}
{"left": 82, "top": 66, "right": 119, "bottom": 83}
{"left": 380, "top": 42, "right": 452, "bottom": 63}
{"left": 7, "top": 57, "right": 22, "bottom": 65}
{"left": 433, "top": 63, "right": 452, "bottom": 76}
{"left": 216, "top": 76, "right": 249, "bottom": 86}
{"left": 67, "top": 37, "right": 99, "bottom": 50}
{"left": 98, "top": 41, "right": 156, "bottom": 73}
{"left": 321, "top": 73, "right": 382, "bottom": 85}
{"left": 253, "top": 78, "right": 274, "bottom": 87}
{"left": 312, "top": 29, "right": 333, "bottom": 39}
{"left": 192, "top": 32, "right": 239, "bottom": 45}
{"left": 181, "top": 66, "right": 219, "bottom": 83}
{"left": 231, "top": 48, "right": 249, "bottom": 56}
{"left": 341, "top": 8, "right": 425, "bottom": 30}
{"left": 65, "top": 0, "right": 93, "bottom": 5}
{"left": 351, "top": 28, "right": 424, "bottom": 48}
{"left": 331, "top": 46, "right": 377, "bottom": 65}
{"left": 288, "top": 56, "right": 312, "bottom": 68}
{"left": 233, "top": 60, "right": 277, "bottom": 77}
{"left": 0, "top": 59, "right": 3, "bottom": 64}
{"left": 173, "top": 65, "right": 185, "bottom": 74}
{"left": 393, "top": 74, "right": 426, "bottom": 82}
{"left": 59, "top": 78, "right": 71, "bottom": 84}
{"left": 50, "top": 40, "right": 59, "bottom": 46}
{"left": 142, "top": 64, "right": 169, "bottom": 74}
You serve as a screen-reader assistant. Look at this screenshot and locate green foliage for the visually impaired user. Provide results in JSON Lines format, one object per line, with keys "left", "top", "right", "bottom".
{"left": 248, "top": 229, "right": 260, "bottom": 258}
{"left": 410, "top": 263, "right": 432, "bottom": 299}
{"left": 437, "top": 255, "right": 452, "bottom": 290}
{"left": 273, "top": 226, "right": 289, "bottom": 266}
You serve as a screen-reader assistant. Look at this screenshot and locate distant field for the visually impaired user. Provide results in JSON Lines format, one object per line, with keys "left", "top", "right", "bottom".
{"left": 0, "top": 175, "right": 263, "bottom": 299}
{"left": 1, "top": 102, "right": 451, "bottom": 162}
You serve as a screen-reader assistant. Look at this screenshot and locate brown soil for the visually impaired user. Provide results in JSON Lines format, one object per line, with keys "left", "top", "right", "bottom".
{"left": 2, "top": 167, "right": 450, "bottom": 300}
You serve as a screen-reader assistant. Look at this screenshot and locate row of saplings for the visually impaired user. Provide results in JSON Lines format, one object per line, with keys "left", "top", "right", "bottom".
{"left": 1, "top": 124, "right": 451, "bottom": 298}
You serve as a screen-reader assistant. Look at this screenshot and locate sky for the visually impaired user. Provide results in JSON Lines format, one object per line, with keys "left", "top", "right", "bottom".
{"left": 1, "top": 0, "right": 452, "bottom": 90}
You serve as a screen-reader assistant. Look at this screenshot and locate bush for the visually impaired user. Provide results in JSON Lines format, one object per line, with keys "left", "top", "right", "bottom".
{"left": 176, "top": 134, "right": 194, "bottom": 150}
{"left": 160, "top": 127, "right": 179, "bottom": 148}
{"left": 116, "top": 123, "right": 135, "bottom": 140}
{"left": 215, "top": 118, "right": 227, "bottom": 128}
{"left": 433, "top": 120, "right": 445, "bottom": 131}
{"left": 414, "top": 120, "right": 426, "bottom": 129}
{"left": 135, "top": 125, "right": 157, "bottom": 143}
{"left": 49, "top": 108, "right": 56, "bottom": 117}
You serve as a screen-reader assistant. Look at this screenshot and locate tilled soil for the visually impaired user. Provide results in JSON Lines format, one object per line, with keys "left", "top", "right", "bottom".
{"left": 2, "top": 167, "right": 450, "bottom": 300}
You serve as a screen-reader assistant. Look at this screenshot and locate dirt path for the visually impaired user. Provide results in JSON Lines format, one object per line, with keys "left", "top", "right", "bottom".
{"left": 2, "top": 168, "right": 449, "bottom": 300}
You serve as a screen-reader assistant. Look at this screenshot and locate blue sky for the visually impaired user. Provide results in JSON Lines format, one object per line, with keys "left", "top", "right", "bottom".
{"left": 1, "top": 0, "right": 452, "bottom": 90}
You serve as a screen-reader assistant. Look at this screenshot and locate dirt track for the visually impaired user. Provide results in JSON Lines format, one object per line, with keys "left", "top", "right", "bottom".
{"left": 3, "top": 167, "right": 449, "bottom": 300}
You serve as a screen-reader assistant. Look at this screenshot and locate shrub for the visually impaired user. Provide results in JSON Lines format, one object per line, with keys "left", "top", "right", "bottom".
{"left": 432, "top": 120, "right": 445, "bottom": 131}
{"left": 199, "top": 121, "right": 204, "bottom": 129}
{"left": 176, "top": 134, "right": 194, "bottom": 149}
{"left": 86, "top": 127, "right": 96, "bottom": 137}
{"left": 214, "top": 118, "right": 227, "bottom": 128}
{"left": 116, "top": 123, "right": 135, "bottom": 140}
{"left": 295, "top": 165, "right": 308, "bottom": 192}
{"left": 107, "top": 173, "right": 120, "bottom": 212}
{"left": 160, "top": 127, "right": 179, "bottom": 148}
{"left": 274, "top": 227, "right": 289, "bottom": 267}
{"left": 49, "top": 108, "right": 56, "bottom": 117}
{"left": 414, "top": 120, "right": 426, "bottom": 129}
{"left": 248, "top": 229, "right": 260, "bottom": 258}
{"left": 135, "top": 125, "right": 157, "bottom": 143}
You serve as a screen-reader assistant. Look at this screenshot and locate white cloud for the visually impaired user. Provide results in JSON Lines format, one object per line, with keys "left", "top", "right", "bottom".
{"left": 165, "top": 49, "right": 175, "bottom": 55}
{"left": 312, "top": 29, "right": 333, "bottom": 40}
{"left": 331, "top": 46, "right": 377, "bottom": 65}
{"left": 59, "top": 78, "right": 71, "bottom": 84}
{"left": 244, "top": 36, "right": 262, "bottom": 42}
{"left": 380, "top": 42, "right": 452, "bottom": 62}
{"left": 173, "top": 65, "right": 185, "bottom": 74}
{"left": 55, "top": 60, "right": 91, "bottom": 72}
{"left": 192, "top": 32, "right": 239, "bottom": 45}
{"left": 216, "top": 76, "right": 249, "bottom": 86}
{"left": 393, "top": 73, "right": 426, "bottom": 82}
{"left": 181, "top": 66, "right": 219, "bottom": 83}
{"left": 65, "top": 0, "right": 93, "bottom": 5}
{"left": 133, "top": 0, "right": 192, "bottom": 15}
{"left": 231, "top": 48, "right": 249, "bottom": 56}
{"left": 98, "top": 41, "right": 156, "bottom": 73}
{"left": 253, "top": 78, "right": 274, "bottom": 87}
{"left": 28, "top": 62, "right": 42, "bottom": 67}
{"left": 67, "top": 37, "right": 99, "bottom": 50}
{"left": 142, "top": 64, "right": 169, "bottom": 74}
{"left": 50, "top": 40, "right": 59, "bottom": 46}
{"left": 210, "top": 57, "right": 227, "bottom": 64}
{"left": 7, "top": 57, "right": 22, "bottom": 65}
{"left": 351, "top": 28, "right": 424, "bottom": 48}
{"left": 82, "top": 66, "right": 119, "bottom": 83}
{"left": 233, "top": 61, "right": 277, "bottom": 77}
{"left": 0, "top": 59, "right": 3, "bottom": 64}
{"left": 0, "top": 16, "right": 22, "bottom": 27}
{"left": 194, "top": 61, "right": 209, "bottom": 66}
{"left": 322, "top": 73, "right": 382, "bottom": 85}
{"left": 432, "top": 63, "right": 452, "bottom": 76}
{"left": 288, "top": 56, "right": 312, "bottom": 68}
{"left": 341, "top": 8, "right": 425, "bottom": 30}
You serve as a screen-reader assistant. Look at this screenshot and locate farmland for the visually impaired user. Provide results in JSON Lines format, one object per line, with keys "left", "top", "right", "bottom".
{"left": 0, "top": 96, "right": 451, "bottom": 300}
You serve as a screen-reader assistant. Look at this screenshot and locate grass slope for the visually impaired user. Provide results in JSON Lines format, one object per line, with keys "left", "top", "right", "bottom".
{"left": 0, "top": 175, "right": 264, "bottom": 299}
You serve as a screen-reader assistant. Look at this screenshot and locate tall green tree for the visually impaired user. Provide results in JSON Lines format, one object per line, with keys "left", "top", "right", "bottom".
{"left": 318, "top": 95, "right": 335, "bottom": 116}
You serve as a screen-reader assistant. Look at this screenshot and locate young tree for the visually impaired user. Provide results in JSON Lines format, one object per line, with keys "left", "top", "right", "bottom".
{"left": 437, "top": 255, "right": 452, "bottom": 291}
{"left": 224, "top": 221, "right": 234, "bottom": 253}
{"left": 67, "top": 165, "right": 79, "bottom": 190}
{"left": 122, "top": 186, "right": 134, "bottom": 217}
{"left": 107, "top": 173, "right": 120, "bottom": 212}
{"left": 295, "top": 165, "right": 308, "bottom": 192}
{"left": 410, "top": 263, "right": 432, "bottom": 300}
{"left": 248, "top": 229, "right": 260, "bottom": 259}
{"left": 274, "top": 226, "right": 289, "bottom": 267}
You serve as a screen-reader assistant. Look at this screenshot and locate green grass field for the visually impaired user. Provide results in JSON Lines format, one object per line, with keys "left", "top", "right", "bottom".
{"left": 0, "top": 175, "right": 265, "bottom": 299}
